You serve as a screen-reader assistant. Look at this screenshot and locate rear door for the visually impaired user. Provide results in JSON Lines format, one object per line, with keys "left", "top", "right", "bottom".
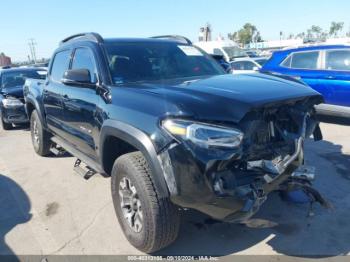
{"left": 319, "top": 49, "right": 350, "bottom": 106}
{"left": 44, "top": 49, "right": 72, "bottom": 137}
{"left": 61, "top": 47, "right": 100, "bottom": 160}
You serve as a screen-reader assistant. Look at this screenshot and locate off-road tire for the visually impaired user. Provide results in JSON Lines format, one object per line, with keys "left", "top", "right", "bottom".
{"left": 111, "top": 151, "right": 180, "bottom": 253}
{"left": 1, "top": 117, "right": 12, "bottom": 130}
{"left": 30, "top": 110, "right": 51, "bottom": 156}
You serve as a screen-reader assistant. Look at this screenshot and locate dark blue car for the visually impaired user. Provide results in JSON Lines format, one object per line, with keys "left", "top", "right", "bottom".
{"left": 0, "top": 67, "right": 47, "bottom": 129}
{"left": 261, "top": 45, "right": 350, "bottom": 117}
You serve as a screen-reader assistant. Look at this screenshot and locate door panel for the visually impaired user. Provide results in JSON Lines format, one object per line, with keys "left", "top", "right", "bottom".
{"left": 61, "top": 47, "right": 100, "bottom": 160}
{"left": 43, "top": 49, "right": 72, "bottom": 137}
{"left": 61, "top": 86, "right": 100, "bottom": 159}
{"left": 43, "top": 81, "right": 65, "bottom": 135}
{"left": 322, "top": 49, "right": 350, "bottom": 106}
{"left": 277, "top": 67, "right": 329, "bottom": 101}
{"left": 297, "top": 70, "right": 332, "bottom": 102}
{"left": 317, "top": 70, "right": 350, "bottom": 106}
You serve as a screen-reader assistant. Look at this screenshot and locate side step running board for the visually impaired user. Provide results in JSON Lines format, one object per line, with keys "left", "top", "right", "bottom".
{"left": 74, "top": 159, "right": 96, "bottom": 180}
{"left": 51, "top": 136, "right": 105, "bottom": 176}
{"left": 50, "top": 145, "right": 66, "bottom": 156}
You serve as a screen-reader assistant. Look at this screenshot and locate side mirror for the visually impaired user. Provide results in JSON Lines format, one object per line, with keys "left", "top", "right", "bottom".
{"left": 62, "top": 69, "right": 95, "bottom": 87}
{"left": 253, "top": 66, "right": 260, "bottom": 71}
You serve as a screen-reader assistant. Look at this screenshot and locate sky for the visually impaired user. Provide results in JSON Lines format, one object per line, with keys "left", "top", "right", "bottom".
{"left": 1, "top": 0, "right": 350, "bottom": 61}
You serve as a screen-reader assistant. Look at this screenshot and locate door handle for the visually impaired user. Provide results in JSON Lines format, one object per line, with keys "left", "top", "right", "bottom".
{"left": 325, "top": 76, "right": 336, "bottom": 79}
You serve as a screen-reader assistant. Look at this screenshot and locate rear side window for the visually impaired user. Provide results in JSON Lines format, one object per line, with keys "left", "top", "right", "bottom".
{"left": 290, "top": 51, "right": 319, "bottom": 69}
{"left": 325, "top": 50, "right": 350, "bottom": 71}
{"left": 50, "top": 50, "right": 71, "bottom": 82}
{"left": 71, "top": 48, "right": 97, "bottom": 83}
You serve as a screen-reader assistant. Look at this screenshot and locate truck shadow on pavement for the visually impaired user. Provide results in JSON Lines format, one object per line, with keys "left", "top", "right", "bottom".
{"left": 0, "top": 174, "right": 31, "bottom": 260}
{"left": 158, "top": 139, "right": 350, "bottom": 257}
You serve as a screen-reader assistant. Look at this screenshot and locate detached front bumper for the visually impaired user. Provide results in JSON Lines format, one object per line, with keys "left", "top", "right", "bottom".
{"left": 160, "top": 142, "right": 301, "bottom": 222}
{"left": 1, "top": 105, "right": 29, "bottom": 124}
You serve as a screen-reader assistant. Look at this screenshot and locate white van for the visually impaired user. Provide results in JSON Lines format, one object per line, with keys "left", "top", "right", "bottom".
{"left": 194, "top": 40, "right": 248, "bottom": 62}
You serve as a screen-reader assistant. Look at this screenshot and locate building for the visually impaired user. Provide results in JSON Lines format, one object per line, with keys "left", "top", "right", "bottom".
{"left": 246, "top": 39, "right": 303, "bottom": 50}
{"left": 0, "top": 53, "right": 12, "bottom": 67}
{"left": 198, "top": 24, "right": 212, "bottom": 42}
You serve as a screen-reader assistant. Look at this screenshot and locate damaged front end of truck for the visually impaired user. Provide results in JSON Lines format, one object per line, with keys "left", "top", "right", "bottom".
{"left": 160, "top": 96, "right": 329, "bottom": 222}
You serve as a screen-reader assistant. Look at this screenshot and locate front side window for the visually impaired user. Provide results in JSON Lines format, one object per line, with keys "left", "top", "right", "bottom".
{"left": 325, "top": 50, "right": 350, "bottom": 71}
{"left": 50, "top": 50, "right": 71, "bottom": 82}
{"left": 71, "top": 48, "right": 98, "bottom": 82}
{"left": 105, "top": 42, "right": 224, "bottom": 84}
{"left": 0, "top": 70, "right": 46, "bottom": 89}
{"left": 290, "top": 51, "right": 319, "bottom": 69}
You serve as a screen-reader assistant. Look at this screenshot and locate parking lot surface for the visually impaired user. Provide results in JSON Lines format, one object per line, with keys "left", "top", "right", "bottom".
{"left": 0, "top": 123, "right": 350, "bottom": 257}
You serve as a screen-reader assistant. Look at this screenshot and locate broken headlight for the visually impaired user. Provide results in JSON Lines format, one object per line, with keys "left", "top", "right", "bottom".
{"left": 162, "top": 119, "right": 243, "bottom": 148}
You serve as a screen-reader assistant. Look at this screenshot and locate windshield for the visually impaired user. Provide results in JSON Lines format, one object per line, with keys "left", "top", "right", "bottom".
{"left": 0, "top": 70, "right": 46, "bottom": 89}
{"left": 105, "top": 42, "right": 225, "bottom": 84}
{"left": 222, "top": 47, "right": 248, "bottom": 60}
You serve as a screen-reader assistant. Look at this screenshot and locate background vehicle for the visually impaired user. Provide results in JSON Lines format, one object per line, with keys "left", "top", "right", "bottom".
{"left": 261, "top": 45, "right": 350, "bottom": 117}
{"left": 0, "top": 67, "right": 46, "bottom": 130}
{"left": 231, "top": 58, "right": 261, "bottom": 74}
{"left": 230, "top": 57, "right": 270, "bottom": 74}
{"left": 253, "top": 56, "right": 270, "bottom": 66}
{"left": 25, "top": 33, "right": 324, "bottom": 253}
{"left": 194, "top": 40, "right": 248, "bottom": 62}
{"left": 210, "top": 54, "right": 232, "bottom": 72}
{"left": 245, "top": 49, "right": 260, "bottom": 58}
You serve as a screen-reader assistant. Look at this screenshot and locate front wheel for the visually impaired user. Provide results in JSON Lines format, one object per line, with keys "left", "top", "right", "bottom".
{"left": 30, "top": 110, "right": 51, "bottom": 156}
{"left": 111, "top": 152, "right": 180, "bottom": 253}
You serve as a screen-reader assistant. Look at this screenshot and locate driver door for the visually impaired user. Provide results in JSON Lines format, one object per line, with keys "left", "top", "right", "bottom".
{"left": 60, "top": 47, "right": 101, "bottom": 160}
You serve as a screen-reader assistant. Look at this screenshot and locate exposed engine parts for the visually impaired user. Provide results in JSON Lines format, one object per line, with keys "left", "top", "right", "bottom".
{"left": 210, "top": 100, "right": 329, "bottom": 221}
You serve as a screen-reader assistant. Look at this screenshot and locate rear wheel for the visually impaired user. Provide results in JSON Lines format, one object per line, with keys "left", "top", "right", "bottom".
{"left": 30, "top": 110, "right": 51, "bottom": 156}
{"left": 111, "top": 152, "right": 180, "bottom": 253}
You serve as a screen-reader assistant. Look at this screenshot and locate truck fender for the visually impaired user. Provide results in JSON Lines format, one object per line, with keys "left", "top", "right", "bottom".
{"left": 25, "top": 96, "right": 47, "bottom": 129}
{"left": 100, "top": 120, "right": 170, "bottom": 198}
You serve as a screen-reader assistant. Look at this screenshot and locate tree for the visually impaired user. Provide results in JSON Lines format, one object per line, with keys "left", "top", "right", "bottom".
{"left": 228, "top": 32, "right": 239, "bottom": 42}
{"left": 228, "top": 23, "right": 263, "bottom": 45}
{"left": 296, "top": 32, "right": 306, "bottom": 39}
{"left": 230, "top": 23, "right": 257, "bottom": 45}
{"left": 311, "top": 25, "right": 322, "bottom": 38}
{"left": 229, "top": 23, "right": 262, "bottom": 45}
{"left": 329, "top": 22, "right": 344, "bottom": 37}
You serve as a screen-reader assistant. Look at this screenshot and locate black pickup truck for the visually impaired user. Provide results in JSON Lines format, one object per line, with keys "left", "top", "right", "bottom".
{"left": 24, "top": 33, "right": 325, "bottom": 253}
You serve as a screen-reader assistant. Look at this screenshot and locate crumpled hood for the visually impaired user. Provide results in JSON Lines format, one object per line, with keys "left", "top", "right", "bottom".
{"left": 116, "top": 73, "right": 323, "bottom": 123}
{"left": 147, "top": 73, "right": 320, "bottom": 105}
{"left": 0, "top": 86, "right": 24, "bottom": 98}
